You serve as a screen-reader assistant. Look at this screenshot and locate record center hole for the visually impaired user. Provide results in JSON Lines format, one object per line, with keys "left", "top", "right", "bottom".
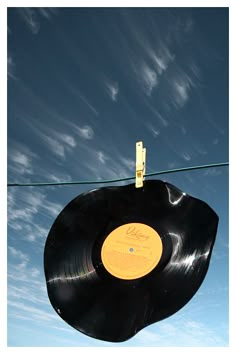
{"left": 129, "top": 247, "right": 134, "bottom": 253}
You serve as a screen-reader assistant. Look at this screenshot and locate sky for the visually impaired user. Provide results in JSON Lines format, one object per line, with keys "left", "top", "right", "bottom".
{"left": 7, "top": 6, "right": 229, "bottom": 347}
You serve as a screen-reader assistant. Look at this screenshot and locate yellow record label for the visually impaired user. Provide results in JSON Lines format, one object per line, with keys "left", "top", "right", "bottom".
{"left": 101, "top": 223, "right": 163, "bottom": 280}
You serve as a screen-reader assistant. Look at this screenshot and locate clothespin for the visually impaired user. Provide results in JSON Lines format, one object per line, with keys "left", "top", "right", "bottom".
{"left": 135, "top": 141, "right": 146, "bottom": 188}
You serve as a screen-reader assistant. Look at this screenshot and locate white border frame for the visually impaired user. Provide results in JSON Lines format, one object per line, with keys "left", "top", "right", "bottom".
{"left": 1, "top": 1, "right": 235, "bottom": 353}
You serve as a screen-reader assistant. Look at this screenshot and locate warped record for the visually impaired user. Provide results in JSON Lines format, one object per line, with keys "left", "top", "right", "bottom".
{"left": 44, "top": 180, "right": 218, "bottom": 342}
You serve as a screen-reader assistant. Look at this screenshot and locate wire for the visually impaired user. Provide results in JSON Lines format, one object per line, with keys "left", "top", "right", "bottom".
{"left": 7, "top": 162, "right": 229, "bottom": 187}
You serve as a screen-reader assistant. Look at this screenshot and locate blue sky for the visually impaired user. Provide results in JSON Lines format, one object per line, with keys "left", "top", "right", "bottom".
{"left": 7, "top": 7, "right": 229, "bottom": 347}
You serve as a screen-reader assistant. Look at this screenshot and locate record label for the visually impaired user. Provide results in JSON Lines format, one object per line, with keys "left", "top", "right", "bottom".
{"left": 101, "top": 223, "right": 163, "bottom": 280}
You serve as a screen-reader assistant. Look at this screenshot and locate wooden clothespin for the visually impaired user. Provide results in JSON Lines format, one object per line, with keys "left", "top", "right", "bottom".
{"left": 135, "top": 141, "right": 146, "bottom": 188}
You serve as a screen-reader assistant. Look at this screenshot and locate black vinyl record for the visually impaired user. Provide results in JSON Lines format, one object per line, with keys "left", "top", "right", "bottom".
{"left": 44, "top": 180, "right": 218, "bottom": 342}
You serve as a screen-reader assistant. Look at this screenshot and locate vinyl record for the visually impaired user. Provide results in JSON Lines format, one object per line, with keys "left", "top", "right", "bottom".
{"left": 44, "top": 180, "right": 218, "bottom": 342}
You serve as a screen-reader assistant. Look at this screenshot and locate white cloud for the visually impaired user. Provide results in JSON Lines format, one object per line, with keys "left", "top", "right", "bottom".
{"left": 9, "top": 151, "right": 33, "bottom": 175}
{"left": 97, "top": 151, "right": 109, "bottom": 164}
{"left": 75, "top": 124, "right": 94, "bottom": 140}
{"left": 7, "top": 85, "right": 75, "bottom": 162}
{"left": 182, "top": 151, "right": 191, "bottom": 161}
{"left": 8, "top": 144, "right": 38, "bottom": 177}
{"left": 8, "top": 188, "right": 63, "bottom": 242}
{"left": 38, "top": 129, "right": 77, "bottom": 159}
{"left": 174, "top": 81, "right": 189, "bottom": 104}
{"left": 105, "top": 80, "right": 119, "bottom": 101}
{"left": 168, "top": 162, "right": 176, "bottom": 169}
{"left": 8, "top": 252, "right": 65, "bottom": 331}
{"left": 172, "top": 74, "right": 194, "bottom": 108}
{"left": 8, "top": 246, "right": 29, "bottom": 263}
{"left": 8, "top": 248, "right": 52, "bottom": 333}
{"left": 203, "top": 168, "right": 222, "bottom": 176}
{"left": 147, "top": 123, "right": 160, "bottom": 138}
{"left": 54, "top": 132, "right": 77, "bottom": 148}
{"left": 46, "top": 172, "right": 72, "bottom": 184}
{"left": 134, "top": 328, "right": 161, "bottom": 344}
{"left": 8, "top": 188, "right": 42, "bottom": 225}
{"left": 42, "top": 199, "right": 63, "bottom": 218}
{"left": 138, "top": 317, "right": 227, "bottom": 346}
{"left": 144, "top": 100, "right": 169, "bottom": 127}
{"left": 7, "top": 55, "right": 16, "bottom": 80}
{"left": 184, "top": 17, "right": 194, "bottom": 33}
{"left": 65, "top": 83, "right": 99, "bottom": 116}
{"left": 8, "top": 300, "right": 58, "bottom": 322}
{"left": 8, "top": 262, "right": 43, "bottom": 287}
{"left": 152, "top": 54, "right": 168, "bottom": 74}
{"left": 41, "top": 134, "right": 65, "bottom": 158}
{"left": 77, "top": 145, "right": 136, "bottom": 183}
{"left": 148, "top": 44, "right": 175, "bottom": 76}
{"left": 17, "top": 8, "right": 58, "bottom": 34}
{"left": 131, "top": 57, "right": 158, "bottom": 96}
{"left": 17, "top": 8, "right": 40, "bottom": 34}
{"left": 140, "top": 63, "right": 158, "bottom": 96}
{"left": 31, "top": 268, "right": 40, "bottom": 277}
{"left": 38, "top": 8, "right": 58, "bottom": 19}
{"left": 129, "top": 37, "right": 174, "bottom": 97}
{"left": 8, "top": 246, "right": 30, "bottom": 270}
{"left": 119, "top": 157, "right": 135, "bottom": 171}
{"left": 11, "top": 151, "right": 29, "bottom": 167}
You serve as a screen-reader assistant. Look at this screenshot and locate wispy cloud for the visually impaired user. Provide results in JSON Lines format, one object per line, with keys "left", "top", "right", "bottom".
{"left": 7, "top": 55, "right": 16, "bottom": 80}
{"left": 8, "top": 246, "right": 29, "bottom": 264}
{"left": 9, "top": 151, "right": 33, "bottom": 175}
{"left": 105, "top": 80, "right": 119, "bottom": 101}
{"left": 8, "top": 189, "right": 43, "bottom": 225}
{"left": 119, "top": 156, "right": 135, "bottom": 172}
{"left": 74, "top": 124, "right": 94, "bottom": 140}
{"left": 54, "top": 132, "right": 76, "bottom": 148}
{"left": 151, "top": 53, "right": 168, "bottom": 74}
{"left": 203, "top": 167, "right": 222, "bottom": 176}
{"left": 97, "top": 151, "right": 109, "bottom": 164}
{"left": 133, "top": 317, "right": 227, "bottom": 346}
{"left": 40, "top": 134, "right": 65, "bottom": 158}
{"left": 182, "top": 151, "right": 191, "bottom": 161}
{"left": 135, "top": 61, "right": 158, "bottom": 96}
{"left": 147, "top": 123, "right": 160, "bottom": 138}
{"left": 8, "top": 143, "right": 38, "bottom": 177}
{"left": 8, "top": 245, "right": 80, "bottom": 341}
{"left": 36, "top": 129, "right": 77, "bottom": 159}
{"left": 148, "top": 43, "right": 175, "bottom": 76}
{"left": 172, "top": 73, "right": 194, "bottom": 108}
{"left": 181, "top": 126, "right": 187, "bottom": 135}
{"left": 45, "top": 172, "right": 72, "bottom": 184}
{"left": 65, "top": 83, "right": 99, "bottom": 116}
{"left": 74, "top": 142, "right": 136, "bottom": 183}
{"left": 42, "top": 199, "right": 63, "bottom": 218}
{"left": 123, "top": 16, "right": 175, "bottom": 97}
{"left": 134, "top": 328, "right": 161, "bottom": 344}
{"left": 144, "top": 99, "right": 169, "bottom": 127}
{"left": 125, "top": 13, "right": 197, "bottom": 111}
{"left": 38, "top": 8, "right": 59, "bottom": 19}
{"left": 184, "top": 17, "right": 194, "bottom": 33}
{"left": 17, "top": 8, "right": 58, "bottom": 34}
{"left": 8, "top": 300, "right": 58, "bottom": 322}
{"left": 8, "top": 187, "right": 62, "bottom": 242}
{"left": 17, "top": 8, "right": 40, "bottom": 34}
{"left": 142, "top": 63, "right": 158, "bottom": 96}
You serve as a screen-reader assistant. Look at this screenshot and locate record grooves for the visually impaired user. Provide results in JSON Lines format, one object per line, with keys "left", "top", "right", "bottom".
{"left": 44, "top": 180, "right": 218, "bottom": 342}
